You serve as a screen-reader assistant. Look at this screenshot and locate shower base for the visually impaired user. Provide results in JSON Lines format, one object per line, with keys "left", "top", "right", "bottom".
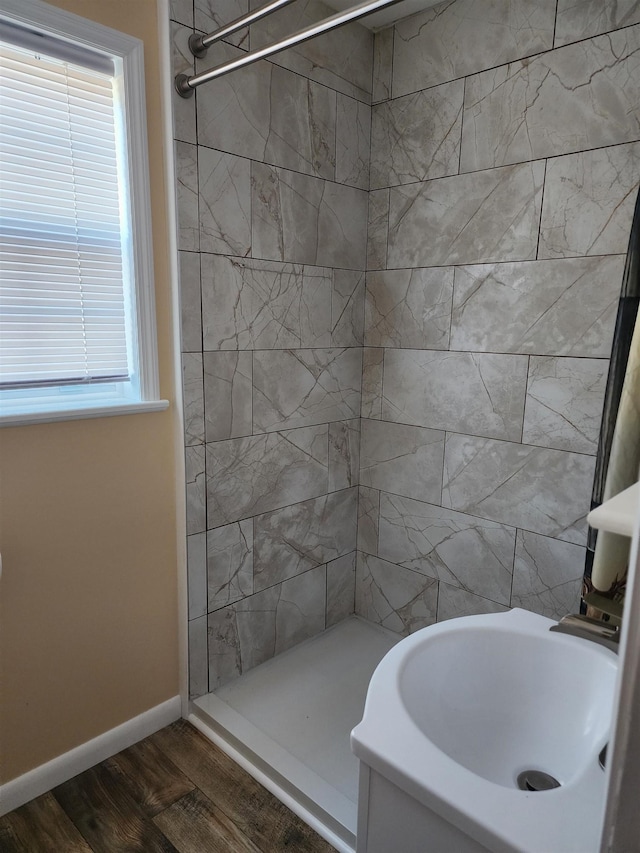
{"left": 190, "top": 616, "right": 398, "bottom": 852}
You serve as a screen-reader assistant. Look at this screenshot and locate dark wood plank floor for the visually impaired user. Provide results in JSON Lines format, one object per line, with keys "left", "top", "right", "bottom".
{"left": 0, "top": 720, "right": 336, "bottom": 852}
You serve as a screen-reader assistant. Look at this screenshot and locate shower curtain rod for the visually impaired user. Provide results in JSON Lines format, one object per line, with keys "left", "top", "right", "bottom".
{"left": 188, "top": 0, "right": 297, "bottom": 57}
{"left": 175, "top": 0, "right": 407, "bottom": 98}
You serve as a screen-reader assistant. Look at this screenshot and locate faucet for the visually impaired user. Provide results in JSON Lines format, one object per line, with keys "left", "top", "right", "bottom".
{"left": 550, "top": 613, "right": 620, "bottom": 653}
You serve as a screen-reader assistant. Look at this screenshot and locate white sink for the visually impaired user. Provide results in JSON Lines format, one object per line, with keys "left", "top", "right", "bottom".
{"left": 351, "top": 608, "right": 619, "bottom": 853}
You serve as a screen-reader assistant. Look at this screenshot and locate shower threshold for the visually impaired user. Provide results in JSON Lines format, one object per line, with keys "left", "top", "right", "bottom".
{"left": 190, "top": 615, "right": 399, "bottom": 853}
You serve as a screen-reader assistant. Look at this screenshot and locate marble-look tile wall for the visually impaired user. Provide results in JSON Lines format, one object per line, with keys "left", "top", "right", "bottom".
{"left": 176, "top": 0, "right": 640, "bottom": 696}
{"left": 171, "top": 0, "right": 371, "bottom": 695}
{"left": 360, "top": 0, "right": 639, "bottom": 632}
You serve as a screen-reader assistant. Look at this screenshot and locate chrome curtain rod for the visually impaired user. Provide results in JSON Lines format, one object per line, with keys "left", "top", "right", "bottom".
{"left": 188, "top": 0, "right": 297, "bottom": 58}
{"left": 175, "top": 0, "right": 407, "bottom": 98}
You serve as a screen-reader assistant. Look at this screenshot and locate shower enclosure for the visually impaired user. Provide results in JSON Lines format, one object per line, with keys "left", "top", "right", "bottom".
{"left": 170, "top": 0, "right": 640, "bottom": 847}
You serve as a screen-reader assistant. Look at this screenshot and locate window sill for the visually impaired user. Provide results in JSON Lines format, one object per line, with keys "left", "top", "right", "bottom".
{"left": 0, "top": 399, "right": 170, "bottom": 428}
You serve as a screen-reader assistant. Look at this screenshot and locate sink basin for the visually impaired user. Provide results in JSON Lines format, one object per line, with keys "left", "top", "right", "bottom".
{"left": 400, "top": 614, "right": 615, "bottom": 788}
{"left": 351, "top": 608, "right": 619, "bottom": 853}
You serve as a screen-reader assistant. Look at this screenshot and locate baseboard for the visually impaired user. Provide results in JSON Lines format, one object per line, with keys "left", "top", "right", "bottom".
{"left": 0, "top": 695, "right": 181, "bottom": 816}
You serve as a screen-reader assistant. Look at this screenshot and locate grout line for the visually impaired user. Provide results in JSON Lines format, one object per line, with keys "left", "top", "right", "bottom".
{"left": 521, "top": 354, "right": 530, "bottom": 444}
{"left": 208, "top": 552, "right": 356, "bottom": 616}
{"left": 368, "top": 29, "right": 376, "bottom": 106}
{"left": 509, "top": 528, "right": 519, "bottom": 608}
{"left": 364, "top": 483, "right": 590, "bottom": 553}
{"left": 389, "top": 24, "right": 395, "bottom": 103}
{"left": 188, "top": 245, "right": 627, "bottom": 275}
{"left": 193, "top": 137, "right": 371, "bottom": 192}
{"left": 383, "top": 20, "right": 640, "bottom": 103}
{"left": 440, "top": 430, "right": 447, "bottom": 507}
{"left": 535, "top": 159, "right": 548, "bottom": 261}
{"left": 368, "top": 138, "right": 640, "bottom": 192}
{"left": 458, "top": 76, "right": 465, "bottom": 175}
{"left": 384, "top": 187, "right": 390, "bottom": 270}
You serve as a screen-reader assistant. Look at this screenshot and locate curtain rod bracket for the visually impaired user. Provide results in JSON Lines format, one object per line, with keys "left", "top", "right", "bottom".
{"left": 175, "top": 73, "right": 194, "bottom": 98}
{"left": 188, "top": 33, "right": 209, "bottom": 58}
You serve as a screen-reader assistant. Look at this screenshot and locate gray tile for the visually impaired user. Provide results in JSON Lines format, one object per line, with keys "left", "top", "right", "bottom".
{"left": 327, "top": 552, "right": 356, "bottom": 627}
{"left": 367, "top": 188, "right": 389, "bottom": 271}
{"left": 370, "top": 80, "right": 463, "bottom": 189}
{"left": 179, "top": 251, "right": 202, "bottom": 353}
{"left": 378, "top": 493, "right": 515, "bottom": 604}
{"left": 372, "top": 27, "right": 393, "bottom": 104}
{"left": 329, "top": 419, "right": 360, "bottom": 491}
{"left": 195, "top": 41, "right": 268, "bottom": 159}
{"left": 461, "top": 27, "right": 640, "bottom": 172}
{"left": 555, "top": 0, "right": 640, "bottom": 47}
{"left": 387, "top": 162, "right": 544, "bottom": 269}
{"left": 269, "top": 565, "right": 326, "bottom": 656}
{"left": 171, "top": 22, "right": 196, "bottom": 145}
{"left": 188, "top": 615, "right": 208, "bottom": 698}
{"left": 253, "top": 489, "right": 357, "bottom": 590}
{"left": 207, "top": 520, "right": 253, "bottom": 611}
{"left": 357, "top": 486, "right": 380, "bottom": 555}
{"left": 392, "top": 0, "right": 556, "bottom": 97}
{"left": 437, "top": 584, "right": 509, "bottom": 622}
{"left": 201, "top": 255, "right": 331, "bottom": 350}
{"left": 361, "top": 348, "right": 384, "bottom": 419}
{"left": 195, "top": 0, "right": 249, "bottom": 49}
{"left": 187, "top": 533, "right": 207, "bottom": 620}
{"left": 203, "top": 352, "right": 252, "bottom": 442}
{"left": 183, "top": 354, "right": 205, "bottom": 446}
{"left": 512, "top": 530, "right": 585, "bottom": 619}
{"left": 207, "top": 605, "right": 243, "bottom": 690}
{"left": 355, "top": 552, "right": 438, "bottom": 635}
{"left": 451, "top": 256, "right": 623, "bottom": 357}
{"left": 305, "top": 81, "right": 338, "bottom": 182}
{"left": 186, "top": 444, "right": 206, "bottom": 535}
{"left": 331, "top": 270, "right": 365, "bottom": 347}
{"left": 208, "top": 566, "right": 327, "bottom": 689}
{"left": 250, "top": 0, "right": 373, "bottom": 102}
{"left": 251, "top": 163, "right": 368, "bottom": 269}
{"left": 538, "top": 143, "right": 640, "bottom": 259}
{"left": 170, "top": 0, "right": 193, "bottom": 26}
{"left": 206, "top": 424, "right": 328, "bottom": 527}
{"left": 523, "top": 357, "right": 608, "bottom": 454}
{"left": 197, "top": 49, "right": 336, "bottom": 179}
{"left": 360, "top": 419, "right": 445, "bottom": 504}
{"left": 382, "top": 349, "right": 528, "bottom": 442}
{"left": 198, "top": 147, "right": 251, "bottom": 257}
{"left": 365, "top": 268, "right": 453, "bottom": 349}
{"left": 443, "top": 434, "right": 596, "bottom": 545}
{"left": 176, "top": 141, "right": 199, "bottom": 251}
{"left": 253, "top": 348, "right": 361, "bottom": 432}
{"left": 336, "top": 94, "right": 370, "bottom": 190}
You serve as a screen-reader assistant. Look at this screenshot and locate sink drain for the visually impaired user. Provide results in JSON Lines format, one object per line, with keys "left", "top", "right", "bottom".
{"left": 516, "top": 770, "right": 561, "bottom": 792}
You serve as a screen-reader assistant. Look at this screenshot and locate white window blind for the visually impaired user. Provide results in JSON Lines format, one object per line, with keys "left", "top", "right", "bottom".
{"left": 0, "top": 39, "right": 133, "bottom": 390}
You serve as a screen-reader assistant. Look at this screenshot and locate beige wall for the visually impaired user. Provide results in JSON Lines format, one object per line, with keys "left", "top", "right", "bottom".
{"left": 0, "top": 0, "right": 181, "bottom": 782}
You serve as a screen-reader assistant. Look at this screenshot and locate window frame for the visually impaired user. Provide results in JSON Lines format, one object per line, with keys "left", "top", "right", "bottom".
{"left": 0, "top": 0, "right": 167, "bottom": 426}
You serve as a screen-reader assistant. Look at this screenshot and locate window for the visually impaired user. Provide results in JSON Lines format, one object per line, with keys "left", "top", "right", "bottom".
{"left": 0, "top": 0, "right": 167, "bottom": 424}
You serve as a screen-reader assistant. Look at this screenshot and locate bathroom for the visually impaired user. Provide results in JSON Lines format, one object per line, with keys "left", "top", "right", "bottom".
{"left": 1, "top": 0, "right": 639, "bottom": 850}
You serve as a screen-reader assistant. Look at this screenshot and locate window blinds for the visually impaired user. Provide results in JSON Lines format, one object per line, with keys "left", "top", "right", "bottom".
{"left": 0, "top": 40, "right": 131, "bottom": 389}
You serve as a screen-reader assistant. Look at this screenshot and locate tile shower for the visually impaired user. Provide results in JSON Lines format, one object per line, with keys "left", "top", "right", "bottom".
{"left": 171, "top": 0, "right": 640, "bottom": 699}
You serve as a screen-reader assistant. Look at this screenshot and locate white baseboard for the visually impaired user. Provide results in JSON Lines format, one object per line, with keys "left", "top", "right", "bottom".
{"left": 0, "top": 695, "right": 181, "bottom": 816}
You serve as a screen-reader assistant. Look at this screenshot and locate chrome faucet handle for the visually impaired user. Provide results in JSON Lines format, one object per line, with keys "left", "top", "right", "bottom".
{"left": 550, "top": 613, "right": 620, "bottom": 653}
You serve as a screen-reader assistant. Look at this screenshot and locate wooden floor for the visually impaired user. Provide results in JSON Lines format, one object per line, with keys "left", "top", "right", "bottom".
{"left": 0, "top": 719, "right": 336, "bottom": 852}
